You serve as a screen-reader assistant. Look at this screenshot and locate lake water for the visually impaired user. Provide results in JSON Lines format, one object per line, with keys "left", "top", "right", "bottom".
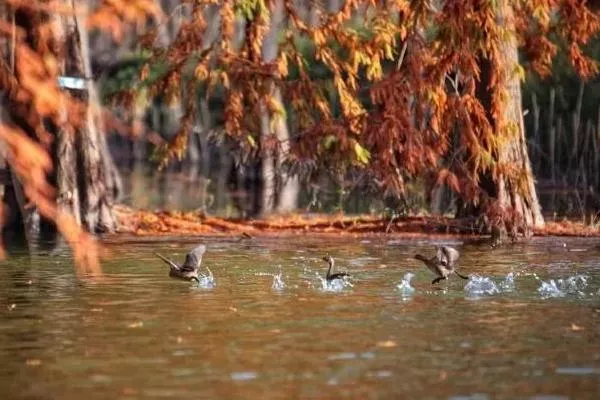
{"left": 1, "top": 236, "right": 599, "bottom": 399}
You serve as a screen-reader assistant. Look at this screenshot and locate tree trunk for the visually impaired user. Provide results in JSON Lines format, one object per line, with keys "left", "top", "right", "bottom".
{"left": 71, "top": 6, "right": 116, "bottom": 233}
{"left": 0, "top": 112, "right": 30, "bottom": 252}
{"left": 260, "top": 0, "right": 299, "bottom": 216}
{"left": 158, "top": 0, "right": 186, "bottom": 169}
{"left": 471, "top": 0, "right": 544, "bottom": 243}
{"left": 54, "top": 7, "right": 81, "bottom": 227}
{"left": 259, "top": 106, "right": 276, "bottom": 214}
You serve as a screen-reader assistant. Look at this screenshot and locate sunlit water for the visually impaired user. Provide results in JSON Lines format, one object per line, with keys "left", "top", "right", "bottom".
{"left": 1, "top": 236, "right": 599, "bottom": 399}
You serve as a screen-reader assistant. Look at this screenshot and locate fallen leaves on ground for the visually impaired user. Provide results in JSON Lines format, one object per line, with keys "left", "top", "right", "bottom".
{"left": 113, "top": 205, "right": 600, "bottom": 238}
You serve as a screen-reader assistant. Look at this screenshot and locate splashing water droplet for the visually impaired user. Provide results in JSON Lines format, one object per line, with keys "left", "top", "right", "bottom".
{"left": 196, "top": 268, "right": 216, "bottom": 289}
{"left": 464, "top": 275, "right": 500, "bottom": 297}
{"left": 316, "top": 273, "right": 353, "bottom": 292}
{"left": 537, "top": 274, "right": 589, "bottom": 298}
{"left": 272, "top": 272, "right": 286, "bottom": 291}
{"left": 396, "top": 272, "right": 415, "bottom": 298}
{"left": 537, "top": 279, "right": 563, "bottom": 298}
{"left": 499, "top": 272, "right": 515, "bottom": 292}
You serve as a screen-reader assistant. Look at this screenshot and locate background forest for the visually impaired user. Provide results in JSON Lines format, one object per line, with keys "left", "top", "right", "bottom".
{"left": 1, "top": 0, "right": 600, "bottom": 270}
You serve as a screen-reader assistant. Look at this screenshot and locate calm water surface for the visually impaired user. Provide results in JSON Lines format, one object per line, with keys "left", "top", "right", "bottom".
{"left": 1, "top": 236, "right": 599, "bottom": 399}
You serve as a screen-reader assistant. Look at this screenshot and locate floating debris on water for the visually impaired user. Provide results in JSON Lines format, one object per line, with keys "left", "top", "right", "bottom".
{"left": 537, "top": 274, "right": 590, "bottom": 298}
{"left": 396, "top": 272, "right": 416, "bottom": 298}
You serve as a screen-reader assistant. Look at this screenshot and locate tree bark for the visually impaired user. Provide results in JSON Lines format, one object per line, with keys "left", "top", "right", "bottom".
{"left": 54, "top": 7, "right": 81, "bottom": 227}
{"left": 471, "top": 0, "right": 544, "bottom": 243}
{"left": 71, "top": 5, "right": 116, "bottom": 233}
{"left": 260, "top": 0, "right": 299, "bottom": 216}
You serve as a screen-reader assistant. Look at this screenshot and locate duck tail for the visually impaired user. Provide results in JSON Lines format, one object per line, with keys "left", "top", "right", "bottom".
{"left": 455, "top": 270, "right": 469, "bottom": 280}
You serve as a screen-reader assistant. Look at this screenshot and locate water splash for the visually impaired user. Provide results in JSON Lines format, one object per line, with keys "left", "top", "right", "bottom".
{"left": 316, "top": 273, "right": 353, "bottom": 292}
{"left": 396, "top": 272, "right": 416, "bottom": 298}
{"left": 271, "top": 271, "right": 286, "bottom": 291}
{"left": 464, "top": 275, "right": 500, "bottom": 297}
{"left": 499, "top": 272, "right": 515, "bottom": 292}
{"left": 255, "top": 269, "right": 286, "bottom": 291}
{"left": 537, "top": 279, "right": 562, "bottom": 298}
{"left": 537, "top": 274, "right": 590, "bottom": 298}
{"left": 196, "top": 267, "right": 216, "bottom": 289}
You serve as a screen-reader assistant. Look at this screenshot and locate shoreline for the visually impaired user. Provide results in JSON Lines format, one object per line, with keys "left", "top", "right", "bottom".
{"left": 113, "top": 205, "right": 600, "bottom": 239}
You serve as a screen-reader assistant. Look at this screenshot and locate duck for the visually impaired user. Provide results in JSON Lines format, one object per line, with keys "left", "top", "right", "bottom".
{"left": 155, "top": 244, "right": 208, "bottom": 283}
{"left": 414, "top": 246, "right": 469, "bottom": 285}
{"left": 322, "top": 255, "right": 349, "bottom": 282}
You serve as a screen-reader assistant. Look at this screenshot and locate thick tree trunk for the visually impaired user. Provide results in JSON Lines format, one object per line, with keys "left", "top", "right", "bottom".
{"left": 72, "top": 7, "right": 116, "bottom": 233}
{"left": 54, "top": 8, "right": 81, "bottom": 227}
{"left": 470, "top": 0, "right": 544, "bottom": 243}
{"left": 260, "top": 0, "right": 299, "bottom": 216}
{"left": 274, "top": 92, "right": 300, "bottom": 213}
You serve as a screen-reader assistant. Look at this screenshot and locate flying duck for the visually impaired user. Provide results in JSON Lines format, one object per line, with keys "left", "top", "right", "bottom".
{"left": 155, "top": 244, "right": 208, "bottom": 283}
{"left": 415, "top": 246, "right": 469, "bottom": 285}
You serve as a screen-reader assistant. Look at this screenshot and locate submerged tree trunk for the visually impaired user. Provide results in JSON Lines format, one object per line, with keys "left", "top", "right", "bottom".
{"left": 467, "top": 0, "right": 544, "bottom": 243}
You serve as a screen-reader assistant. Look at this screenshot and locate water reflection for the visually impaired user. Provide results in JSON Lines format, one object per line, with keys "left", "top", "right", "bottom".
{"left": 0, "top": 237, "right": 599, "bottom": 399}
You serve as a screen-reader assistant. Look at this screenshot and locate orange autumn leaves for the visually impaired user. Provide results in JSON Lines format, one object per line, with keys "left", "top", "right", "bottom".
{"left": 1, "top": 1, "right": 599, "bottom": 273}
{"left": 0, "top": 124, "right": 100, "bottom": 274}
{"left": 140, "top": 0, "right": 600, "bottom": 205}
{"left": 0, "top": 0, "right": 161, "bottom": 274}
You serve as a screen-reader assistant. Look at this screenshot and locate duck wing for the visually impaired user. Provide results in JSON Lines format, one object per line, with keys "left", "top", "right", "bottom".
{"left": 415, "top": 254, "right": 443, "bottom": 276}
{"left": 155, "top": 253, "right": 180, "bottom": 271}
{"left": 181, "top": 244, "right": 206, "bottom": 272}
{"left": 437, "top": 246, "right": 460, "bottom": 268}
